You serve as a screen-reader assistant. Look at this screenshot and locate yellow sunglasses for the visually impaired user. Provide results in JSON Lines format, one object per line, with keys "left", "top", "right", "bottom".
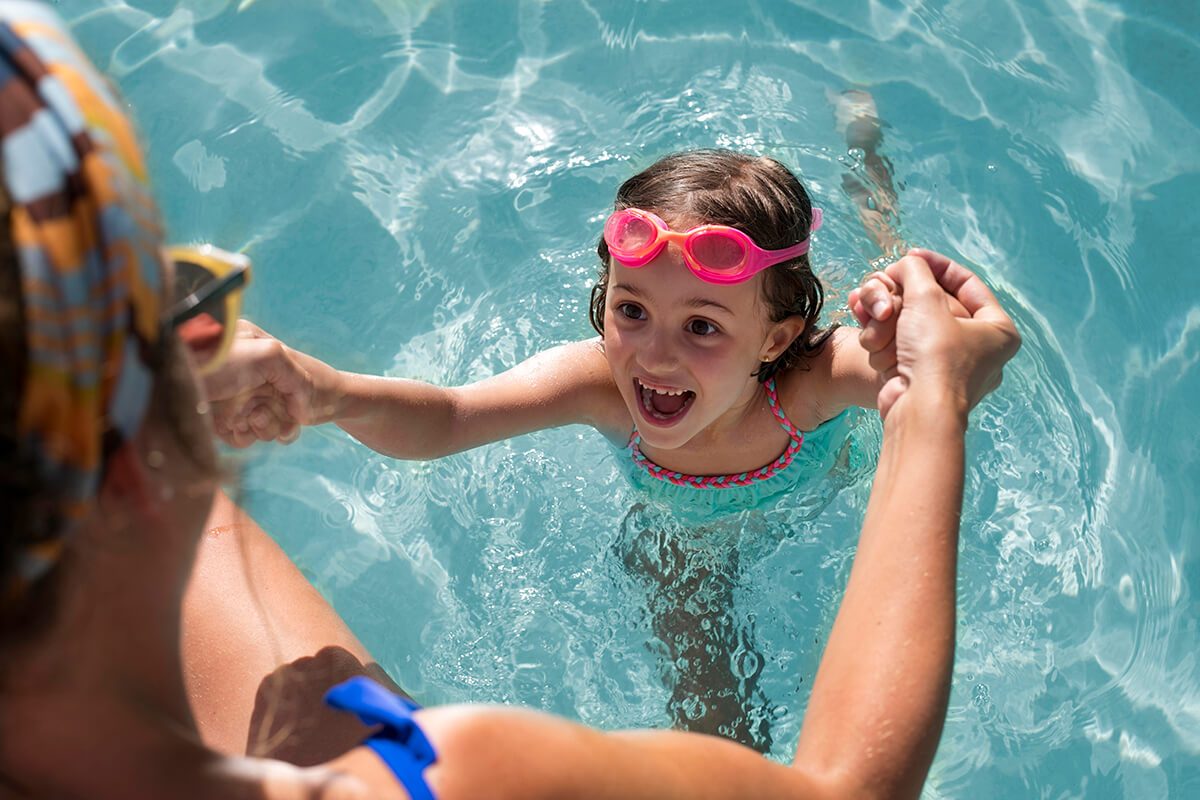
{"left": 163, "top": 244, "right": 252, "bottom": 375}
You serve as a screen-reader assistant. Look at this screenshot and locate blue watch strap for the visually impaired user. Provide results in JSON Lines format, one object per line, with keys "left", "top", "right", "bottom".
{"left": 325, "top": 676, "right": 437, "bottom": 800}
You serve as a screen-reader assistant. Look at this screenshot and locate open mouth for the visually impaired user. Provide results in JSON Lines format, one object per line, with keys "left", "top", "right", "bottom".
{"left": 634, "top": 377, "right": 696, "bottom": 426}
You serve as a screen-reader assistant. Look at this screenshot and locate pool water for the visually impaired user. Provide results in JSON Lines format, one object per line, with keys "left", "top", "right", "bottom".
{"left": 62, "top": 0, "right": 1199, "bottom": 796}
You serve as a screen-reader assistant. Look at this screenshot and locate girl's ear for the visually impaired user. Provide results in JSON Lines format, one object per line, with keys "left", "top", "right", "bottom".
{"left": 760, "top": 317, "right": 806, "bottom": 362}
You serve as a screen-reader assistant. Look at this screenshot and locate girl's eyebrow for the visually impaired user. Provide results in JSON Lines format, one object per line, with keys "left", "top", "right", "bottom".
{"left": 612, "top": 283, "right": 734, "bottom": 316}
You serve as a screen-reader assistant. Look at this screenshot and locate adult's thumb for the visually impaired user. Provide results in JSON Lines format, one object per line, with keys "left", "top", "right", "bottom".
{"left": 885, "top": 254, "right": 944, "bottom": 308}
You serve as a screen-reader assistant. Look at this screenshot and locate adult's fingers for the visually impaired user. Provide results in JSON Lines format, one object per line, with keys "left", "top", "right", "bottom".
{"left": 867, "top": 340, "right": 898, "bottom": 377}
{"left": 247, "top": 398, "right": 289, "bottom": 442}
{"left": 944, "top": 292, "right": 970, "bottom": 319}
{"left": 202, "top": 336, "right": 280, "bottom": 403}
{"left": 884, "top": 254, "right": 947, "bottom": 308}
{"left": 277, "top": 422, "right": 301, "bottom": 444}
{"left": 906, "top": 248, "right": 1009, "bottom": 325}
{"left": 877, "top": 375, "right": 907, "bottom": 421}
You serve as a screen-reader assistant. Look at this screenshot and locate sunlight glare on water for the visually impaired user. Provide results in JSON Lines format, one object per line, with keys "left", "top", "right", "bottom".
{"left": 60, "top": 0, "right": 1200, "bottom": 796}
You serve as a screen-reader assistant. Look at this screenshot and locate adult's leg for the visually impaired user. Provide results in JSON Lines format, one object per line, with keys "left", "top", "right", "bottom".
{"left": 182, "top": 490, "right": 405, "bottom": 765}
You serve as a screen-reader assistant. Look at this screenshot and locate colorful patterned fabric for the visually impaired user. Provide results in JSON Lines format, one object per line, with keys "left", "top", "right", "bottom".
{"left": 628, "top": 377, "right": 805, "bottom": 489}
{"left": 1, "top": 1, "right": 164, "bottom": 589}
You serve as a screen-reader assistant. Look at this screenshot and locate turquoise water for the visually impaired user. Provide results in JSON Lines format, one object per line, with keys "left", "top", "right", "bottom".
{"left": 62, "top": 0, "right": 1199, "bottom": 796}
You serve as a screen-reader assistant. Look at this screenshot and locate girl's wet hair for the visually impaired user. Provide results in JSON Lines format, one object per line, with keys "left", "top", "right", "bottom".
{"left": 590, "top": 149, "right": 835, "bottom": 382}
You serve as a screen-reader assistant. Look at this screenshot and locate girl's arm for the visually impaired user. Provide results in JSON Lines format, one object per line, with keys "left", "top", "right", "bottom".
{"left": 333, "top": 339, "right": 625, "bottom": 458}
{"left": 811, "top": 324, "right": 886, "bottom": 417}
{"left": 205, "top": 324, "right": 627, "bottom": 458}
{"left": 777, "top": 274, "right": 901, "bottom": 427}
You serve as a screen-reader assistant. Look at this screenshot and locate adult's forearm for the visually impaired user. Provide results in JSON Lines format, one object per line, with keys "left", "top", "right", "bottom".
{"left": 793, "top": 390, "right": 966, "bottom": 799}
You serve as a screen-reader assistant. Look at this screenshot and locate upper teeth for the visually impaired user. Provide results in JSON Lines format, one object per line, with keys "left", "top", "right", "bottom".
{"left": 642, "top": 382, "right": 686, "bottom": 396}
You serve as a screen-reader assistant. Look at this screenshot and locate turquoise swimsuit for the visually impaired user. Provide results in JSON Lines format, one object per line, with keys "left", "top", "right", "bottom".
{"left": 624, "top": 377, "right": 854, "bottom": 520}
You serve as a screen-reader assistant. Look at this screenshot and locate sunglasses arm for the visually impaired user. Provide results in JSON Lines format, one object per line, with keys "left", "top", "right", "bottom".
{"left": 165, "top": 264, "right": 249, "bottom": 329}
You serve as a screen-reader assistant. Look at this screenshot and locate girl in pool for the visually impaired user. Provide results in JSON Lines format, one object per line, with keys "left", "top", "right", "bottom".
{"left": 214, "top": 144, "right": 912, "bottom": 753}
{"left": 213, "top": 148, "right": 904, "bottom": 496}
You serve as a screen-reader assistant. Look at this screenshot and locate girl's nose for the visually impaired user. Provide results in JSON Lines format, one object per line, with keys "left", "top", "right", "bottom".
{"left": 637, "top": 330, "right": 679, "bottom": 373}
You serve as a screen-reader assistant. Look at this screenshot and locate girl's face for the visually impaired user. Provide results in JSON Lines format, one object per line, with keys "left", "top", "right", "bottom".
{"left": 603, "top": 237, "right": 801, "bottom": 451}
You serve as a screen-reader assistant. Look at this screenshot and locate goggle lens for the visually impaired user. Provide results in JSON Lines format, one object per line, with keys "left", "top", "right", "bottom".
{"left": 689, "top": 231, "right": 746, "bottom": 272}
{"left": 609, "top": 213, "right": 656, "bottom": 252}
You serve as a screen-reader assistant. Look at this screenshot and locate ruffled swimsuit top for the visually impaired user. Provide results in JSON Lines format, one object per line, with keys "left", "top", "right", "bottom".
{"left": 623, "top": 377, "right": 852, "bottom": 518}
{"left": 628, "top": 377, "right": 802, "bottom": 489}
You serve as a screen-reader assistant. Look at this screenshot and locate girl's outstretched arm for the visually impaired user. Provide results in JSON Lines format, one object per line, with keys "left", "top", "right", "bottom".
{"left": 203, "top": 323, "right": 627, "bottom": 458}
{"left": 334, "top": 338, "right": 625, "bottom": 458}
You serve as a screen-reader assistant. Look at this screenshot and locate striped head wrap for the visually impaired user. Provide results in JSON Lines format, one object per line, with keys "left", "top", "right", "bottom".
{"left": 1, "top": 1, "right": 165, "bottom": 595}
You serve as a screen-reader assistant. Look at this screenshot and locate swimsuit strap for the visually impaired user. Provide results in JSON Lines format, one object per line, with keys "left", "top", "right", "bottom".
{"left": 326, "top": 677, "right": 438, "bottom": 800}
{"left": 628, "top": 377, "right": 804, "bottom": 489}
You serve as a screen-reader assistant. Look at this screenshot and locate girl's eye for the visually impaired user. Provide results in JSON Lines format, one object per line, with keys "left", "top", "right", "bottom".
{"left": 617, "top": 302, "right": 646, "bottom": 321}
{"left": 687, "top": 319, "right": 719, "bottom": 336}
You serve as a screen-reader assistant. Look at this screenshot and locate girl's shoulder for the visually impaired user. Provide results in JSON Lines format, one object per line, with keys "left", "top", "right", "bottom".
{"left": 529, "top": 338, "right": 631, "bottom": 441}
{"left": 776, "top": 327, "right": 876, "bottom": 429}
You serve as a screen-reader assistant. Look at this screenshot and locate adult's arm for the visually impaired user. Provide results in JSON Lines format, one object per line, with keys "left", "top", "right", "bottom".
{"left": 793, "top": 252, "right": 1020, "bottom": 796}
{"left": 182, "top": 396, "right": 962, "bottom": 798}
{"left": 394, "top": 392, "right": 958, "bottom": 796}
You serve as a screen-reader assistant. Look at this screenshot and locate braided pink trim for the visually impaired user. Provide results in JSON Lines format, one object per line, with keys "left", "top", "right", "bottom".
{"left": 628, "top": 377, "right": 804, "bottom": 489}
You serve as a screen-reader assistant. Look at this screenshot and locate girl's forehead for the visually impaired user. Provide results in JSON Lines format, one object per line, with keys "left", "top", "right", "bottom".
{"left": 609, "top": 258, "right": 768, "bottom": 312}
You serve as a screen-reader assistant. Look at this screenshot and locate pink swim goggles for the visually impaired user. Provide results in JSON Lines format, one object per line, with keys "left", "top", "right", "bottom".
{"left": 603, "top": 206, "right": 822, "bottom": 285}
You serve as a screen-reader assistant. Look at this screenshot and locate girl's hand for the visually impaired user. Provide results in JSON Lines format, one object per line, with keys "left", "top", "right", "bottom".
{"left": 848, "top": 270, "right": 903, "bottom": 380}
{"left": 877, "top": 249, "right": 1021, "bottom": 420}
{"left": 201, "top": 320, "right": 343, "bottom": 448}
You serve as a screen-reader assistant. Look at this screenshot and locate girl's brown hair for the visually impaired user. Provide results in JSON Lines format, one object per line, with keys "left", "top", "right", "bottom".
{"left": 589, "top": 149, "right": 835, "bottom": 382}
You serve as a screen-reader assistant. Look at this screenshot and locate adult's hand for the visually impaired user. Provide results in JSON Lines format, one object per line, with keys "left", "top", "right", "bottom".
{"left": 868, "top": 248, "right": 1021, "bottom": 420}
{"left": 201, "top": 321, "right": 343, "bottom": 448}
